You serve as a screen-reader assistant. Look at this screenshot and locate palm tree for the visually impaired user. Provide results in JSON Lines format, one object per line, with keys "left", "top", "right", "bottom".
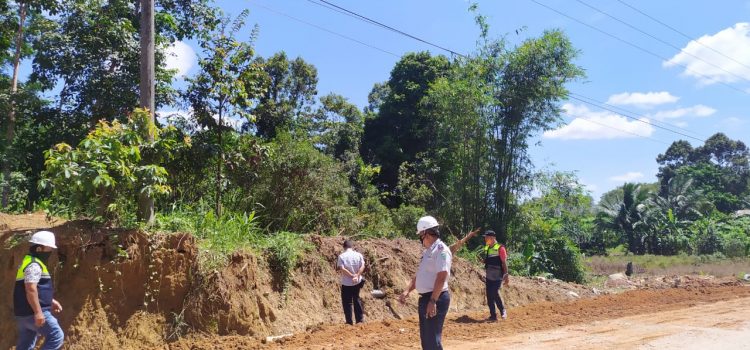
{"left": 596, "top": 183, "right": 650, "bottom": 254}
{"left": 638, "top": 176, "right": 710, "bottom": 254}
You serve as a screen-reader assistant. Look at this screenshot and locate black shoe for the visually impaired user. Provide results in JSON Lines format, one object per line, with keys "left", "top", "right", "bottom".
{"left": 486, "top": 316, "right": 498, "bottom": 322}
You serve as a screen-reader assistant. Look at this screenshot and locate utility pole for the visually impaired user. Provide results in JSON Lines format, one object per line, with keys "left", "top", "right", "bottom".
{"left": 138, "top": 0, "right": 155, "bottom": 225}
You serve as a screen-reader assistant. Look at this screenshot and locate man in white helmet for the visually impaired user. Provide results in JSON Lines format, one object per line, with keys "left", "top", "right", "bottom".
{"left": 399, "top": 216, "right": 452, "bottom": 350}
{"left": 13, "top": 230, "right": 64, "bottom": 350}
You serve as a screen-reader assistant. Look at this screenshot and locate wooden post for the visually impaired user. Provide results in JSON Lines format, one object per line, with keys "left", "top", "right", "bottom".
{"left": 137, "top": 0, "right": 156, "bottom": 225}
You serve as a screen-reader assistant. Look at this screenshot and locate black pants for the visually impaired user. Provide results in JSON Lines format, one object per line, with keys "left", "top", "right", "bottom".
{"left": 485, "top": 279, "right": 505, "bottom": 318}
{"left": 418, "top": 291, "right": 450, "bottom": 350}
{"left": 341, "top": 280, "right": 364, "bottom": 324}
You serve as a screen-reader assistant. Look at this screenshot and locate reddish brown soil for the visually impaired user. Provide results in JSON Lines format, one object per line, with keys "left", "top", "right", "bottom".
{"left": 2, "top": 213, "right": 747, "bottom": 350}
{"left": 164, "top": 285, "right": 750, "bottom": 350}
{"left": 1, "top": 217, "right": 196, "bottom": 349}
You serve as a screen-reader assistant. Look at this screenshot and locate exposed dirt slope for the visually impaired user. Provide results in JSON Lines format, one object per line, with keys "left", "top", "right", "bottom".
{"left": 1, "top": 214, "right": 591, "bottom": 349}
{"left": 1, "top": 218, "right": 195, "bottom": 350}
{"left": 164, "top": 284, "right": 750, "bottom": 349}
{"left": 179, "top": 234, "right": 594, "bottom": 339}
{"left": 4, "top": 213, "right": 721, "bottom": 349}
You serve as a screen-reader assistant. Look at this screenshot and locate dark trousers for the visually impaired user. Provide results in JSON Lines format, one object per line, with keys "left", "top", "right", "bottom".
{"left": 418, "top": 291, "right": 450, "bottom": 350}
{"left": 341, "top": 280, "right": 364, "bottom": 324}
{"left": 485, "top": 279, "right": 505, "bottom": 318}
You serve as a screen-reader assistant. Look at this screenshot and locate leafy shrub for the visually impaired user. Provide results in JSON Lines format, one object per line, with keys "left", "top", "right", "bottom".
{"left": 716, "top": 216, "right": 750, "bottom": 257}
{"left": 723, "top": 235, "right": 748, "bottom": 258}
{"left": 262, "top": 231, "right": 313, "bottom": 298}
{"left": 512, "top": 235, "right": 586, "bottom": 283}
{"left": 506, "top": 252, "right": 528, "bottom": 276}
{"left": 543, "top": 236, "right": 587, "bottom": 283}
{"left": 390, "top": 205, "right": 426, "bottom": 236}
{"left": 39, "top": 108, "right": 189, "bottom": 221}
{"left": 232, "top": 134, "right": 353, "bottom": 234}
{"left": 0, "top": 172, "right": 29, "bottom": 213}
{"left": 351, "top": 195, "right": 395, "bottom": 238}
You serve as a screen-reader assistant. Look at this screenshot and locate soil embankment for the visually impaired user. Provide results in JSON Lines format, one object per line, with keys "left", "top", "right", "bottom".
{"left": 1, "top": 213, "right": 592, "bottom": 349}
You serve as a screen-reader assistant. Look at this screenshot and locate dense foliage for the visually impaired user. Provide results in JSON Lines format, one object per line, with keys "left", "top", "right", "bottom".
{"left": 1, "top": 1, "right": 747, "bottom": 284}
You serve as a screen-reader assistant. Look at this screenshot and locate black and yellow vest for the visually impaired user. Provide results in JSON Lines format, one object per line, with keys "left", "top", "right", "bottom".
{"left": 484, "top": 243, "right": 505, "bottom": 281}
{"left": 484, "top": 243, "right": 503, "bottom": 266}
{"left": 13, "top": 255, "right": 54, "bottom": 317}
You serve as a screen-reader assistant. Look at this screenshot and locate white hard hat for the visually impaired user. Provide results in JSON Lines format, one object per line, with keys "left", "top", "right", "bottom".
{"left": 416, "top": 216, "right": 439, "bottom": 234}
{"left": 29, "top": 230, "right": 57, "bottom": 249}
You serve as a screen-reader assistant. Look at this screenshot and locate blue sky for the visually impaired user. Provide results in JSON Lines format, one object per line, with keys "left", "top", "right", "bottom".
{"left": 61, "top": 0, "right": 750, "bottom": 200}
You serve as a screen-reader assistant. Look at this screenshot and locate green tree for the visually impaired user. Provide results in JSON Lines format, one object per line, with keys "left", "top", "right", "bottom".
{"left": 1, "top": 0, "right": 58, "bottom": 209}
{"left": 516, "top": 171, "right": 599, "bottom": 253}
{"left": 29, "top": 0, "right": 215, "bottom": 126}
{"left": 485, "top": 29, "right": 584, "bottom": 243}
{"left": 312, "top": 93, "right": 363, "bottom": 160}
{"left": 657, "top": 133, "right": 750, "bottom": 212}
{"left": 252, "top": 51, "right": 318, "bottom": 139}
{"left": 638, "top": 176, "right": 711, "bottom": 254}
{"left": 183, "top": 10, "right": 264, "bottom": 216}
{"left": 39, "top": 108, "right": 188, "bottom": 221}
{"left": 596, "top": 183, "right": 651, "bottom": 254}
{"left": 420, "top": 56, "right": 492, "bottom": 232}
{"left": 360, "top": 52, "right": 450, "bottom": 205}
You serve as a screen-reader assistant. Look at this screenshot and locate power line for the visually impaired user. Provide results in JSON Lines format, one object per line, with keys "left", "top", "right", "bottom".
{"left": 308, "top": 0, "right": 468, "bottom": 58}
{"left": 529, "top": 0, "right": 750, "bottom": 96}
{"left": 566, "top": 113, "right": 670, "bottom": 145}
{"left": 305, "top": 0, "right": 362, "bottom": 21}
{"left": 575, "top": 0, "right": 750, "bottom": 84}
{"left": 568, "top": 92, "right": 709, "bottom": 140}
{"left": 250, "top": 1, "right": 399, "bottom": 58}
{"left": 616, "top": 0, "right": 750, "bottom": 72}
{"left": 256, "top": 0, "right": 704, "bottom": 144}
{"left": 568, "top": 94, "right": 706, "bottom": 143}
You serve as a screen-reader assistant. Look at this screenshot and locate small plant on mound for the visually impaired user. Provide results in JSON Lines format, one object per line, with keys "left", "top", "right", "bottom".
{"left": 263, "top": 231, "right": 313, "bottom": 300}
{"left": 193, "top": 211, "right": 263, "bottom": 271}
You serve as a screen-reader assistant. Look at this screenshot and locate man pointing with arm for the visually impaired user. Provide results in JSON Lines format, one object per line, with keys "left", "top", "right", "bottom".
{"left": 399, "top": 216, "right": 451, "bottom": 350}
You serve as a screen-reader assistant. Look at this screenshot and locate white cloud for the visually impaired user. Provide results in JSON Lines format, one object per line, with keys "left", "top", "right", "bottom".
{"left": 165, "top": 41, "right": 196, "bottom": 77}
{"left": 609, "top": 172, "right": 644, "bottom": 182}
{"left": 649, "top": 104, "right": 716, "bottom": 120}
{"left": 664, "top": 23, "right": 750, "bottom": 85}
{"left": 157, "top": 109, "right": 245, "bottom": 131}
{"left": 673, "top": 121, "right": 689, "bottom": 128}
{"left": 158, "top": 110, "right": 191, "bottom": 123}
{"left": 543, "top": 104, "right": 655, "bottom": 140}
{"left": 606, "top": 91, "right": 679, "bottom": 108}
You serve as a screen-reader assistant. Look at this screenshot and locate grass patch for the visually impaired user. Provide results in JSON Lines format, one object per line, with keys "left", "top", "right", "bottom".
{"left": 585, "top": 253, "right": 750, "bottom": 277}
{"left": 154, "top": 208, "right": 314, "bottom": 297}
{"left": 261, "top": 231, "right": 313, "bottom": 300}
{"left": 192, "top": 211, "right": 264, "bottom": 271}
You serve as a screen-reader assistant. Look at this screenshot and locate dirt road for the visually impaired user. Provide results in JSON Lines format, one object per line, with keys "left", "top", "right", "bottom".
{"left": 167, "top": 284, "right": 750, "bottom": 349}
{"left": 448, "top": 297, "right": 750, "bottom": 349}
